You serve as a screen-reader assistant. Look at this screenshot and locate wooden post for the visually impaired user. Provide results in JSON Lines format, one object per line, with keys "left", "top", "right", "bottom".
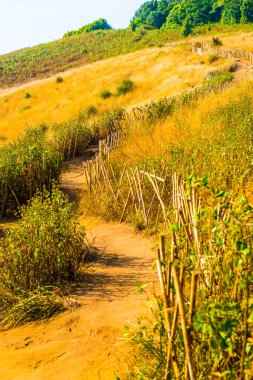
{"left": 172, "top": 266, "right": 195, "bottom": 380}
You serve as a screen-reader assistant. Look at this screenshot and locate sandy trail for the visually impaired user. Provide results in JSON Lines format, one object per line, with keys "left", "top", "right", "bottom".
{"left": 0, "top": 159, "right": 156, "bottom": 380}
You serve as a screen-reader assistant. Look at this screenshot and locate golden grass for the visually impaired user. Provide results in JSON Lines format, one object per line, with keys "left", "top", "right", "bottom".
{"left": 219, "top": 32, "right": 253, "bottom": 50}
{"left": 193, "top": 31, "right": 253, "bottom": 52}
{"left": 112, "top": 79, "right": 253, "bottom": 166}
{"left": 0, "top": 44, "right": 231, "bottom": 142}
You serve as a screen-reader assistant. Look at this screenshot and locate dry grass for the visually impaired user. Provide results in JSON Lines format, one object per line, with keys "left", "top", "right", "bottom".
{"left": 112, "top": 79, "right": 253, "bottom": 166}
{"left": 218, "top": 32, "right": 253, "bottom": 50}
{"left": 0, "top": 44, "right": 232, "bottom": 142}
{"left": 192, "top": 31, "right": 253, "bottom": 52}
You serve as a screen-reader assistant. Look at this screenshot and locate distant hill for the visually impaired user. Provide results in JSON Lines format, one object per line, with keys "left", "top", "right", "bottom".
{"left": 0, "top": 14, "right": 252, "bottom": 89}
{"left": 0, "top": 29, "right": 181, "bottom": 89}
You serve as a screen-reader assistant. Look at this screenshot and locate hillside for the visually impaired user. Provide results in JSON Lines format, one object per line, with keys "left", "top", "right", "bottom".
{"left": 0, "top": 41, "right": 234, "bottom": 141}
{"left": 0, "top": 29, "right": 181, "bottom": 88}
{"left": 0, "top": 20, "right": 253, "bottom": 380}
{"left": 1, "top": 21, "right": 253, "bottom": 90}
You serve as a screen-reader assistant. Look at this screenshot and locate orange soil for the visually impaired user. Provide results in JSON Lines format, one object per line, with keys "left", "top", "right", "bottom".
{"left": 0, "top": 160, "right": 157, "bottom": 380}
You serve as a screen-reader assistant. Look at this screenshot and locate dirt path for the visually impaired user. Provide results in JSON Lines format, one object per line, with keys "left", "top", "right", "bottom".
{"left": 233, "top": 59, "right": 253, "bottom": 80}
{"left": 0, "top": 160, "right": 156, "bottom": 380}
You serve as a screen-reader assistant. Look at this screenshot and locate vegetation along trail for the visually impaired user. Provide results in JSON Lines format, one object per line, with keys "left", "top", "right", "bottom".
{"left": 0, "top": 157, "right": 156, "bottom": 380}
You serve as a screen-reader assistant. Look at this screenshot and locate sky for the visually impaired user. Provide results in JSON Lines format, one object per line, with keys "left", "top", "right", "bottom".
{"left": 0, "top": 0, "right": 144, "bottom": 55}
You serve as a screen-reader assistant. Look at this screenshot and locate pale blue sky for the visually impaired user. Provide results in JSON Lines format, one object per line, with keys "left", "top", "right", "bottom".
{"left": 1, "top": 0, "right": 144, "bottom": 54}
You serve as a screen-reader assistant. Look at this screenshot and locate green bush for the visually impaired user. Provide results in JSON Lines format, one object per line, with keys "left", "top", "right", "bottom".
{"left": 20, "top": 105, "right": 31, "bottom": 112}
{"left": 100, "top": 89, "right": 113, "bottom": 99}
{"left": 90, "top": 107, "right": 126, "bottom": 142}
{"left": 52, "top": 113, "right": 91, "bottom": 159}
{"left": 212, "top": 36, "right": 222, "bottom": 46}
{"left": 56, "top": 76, "right": 63, "bottom": 84}
{"left": 0, "top": 125, "right": 64, "bottom": 216}
{"left": 208, "top": 53, "right": 220, "bottom": 63}
{"left": 85, "top": 105, "right": 98, "bottom": 117}
{"left": 181, "top": 16, "right": 193, "bottom": 37}
{"left": 63, "top": 18, "right": 112, "bottom": 38}
{"left": 24, "top": 92, "right": 32, "bottom": 99}
{"left": 204, "top": 70, "right": 233, "bottom": 89}
{"left": 0, "top": 186, "right": 88, "bottom": 328}
{"left": 116, "top": 79, "right": 135, "bottom": 96}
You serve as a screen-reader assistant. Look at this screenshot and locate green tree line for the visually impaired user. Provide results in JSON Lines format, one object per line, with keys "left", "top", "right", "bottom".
{"left": 130, "top": 0, "right": 253, "bottom": 32}
{"left": 62, "top": 1, "right": 253, "bottom": 40}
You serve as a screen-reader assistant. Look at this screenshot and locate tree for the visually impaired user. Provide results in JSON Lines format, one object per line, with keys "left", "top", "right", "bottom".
{"left": 146, "top": 10, "right": 167, "bottom": 28}
{"left": 185, "top": 0, "right": 214, "bottom": 26}
{"left": 164, "top": 0, "right": 218, "bottom": 28}
{"left": 130, "top": 17, "right": 143, "bottom": 31}
{"left": 209, "top": 0, "right": 224, "bottom": 23}
{"left": 133, "top": 0, "right": 158, "bottom": 22}
{"left": 181, "top": 15, "right": 193, "bottom": 36}
{"left": 240, "top": 0, "right": 253, "bottom": 23}
{"left": 164, "top": 3, "right": 186, "bottom": 27}
{"left": 130, "top": 0, "right": 175, "bottom": 30}
{"left": 221, "top": 0, "right": 241, "bottom": 24}
{"left": 63, "top": 18, "right": 112, "bottom": 38}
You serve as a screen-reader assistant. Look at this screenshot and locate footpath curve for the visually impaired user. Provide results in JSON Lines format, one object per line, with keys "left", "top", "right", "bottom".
{"left": 0, "top": 158, "right": 156, "bottom": 380}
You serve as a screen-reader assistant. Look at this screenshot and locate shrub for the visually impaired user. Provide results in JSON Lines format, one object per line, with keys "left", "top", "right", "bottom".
{"left": 208, "top": 53, "right": 220, "bottom": 63}
{"left": 0, "top": 186, "right": 87, "bottom": 290}
{"left": 0, "top": 186, "right": 88, "bottom": 328}
{"left": 116, "top": 79, "right": 135, "bottom": 96}
{"left": 212, "top": 36, "right": 222, "bottom": 46}
{"left": 85, "top": 105, "right": 98, "bottom": 117}
{"left": 52, "top": 113, "right": 91, "bottom": 159}
{"left": 181, "top": 16, "right": 193, "bottom": 37}
{"left": 20, "top": 105, "right": 31, "bottom": 112}
{"left": 63, "top": 18, "right": 112, "bottom": 38}
{"left": 56, "top": 76, "right": 63, "bottom": 84}
{"left": 90, "top": 107, "right": 126, "bottom": 142}
{"left": 0, "top": 125, "right": 64, "bottom": 216}
{"left": 133, "top": 211, "right": 146, "bottom": 231}
{"left": 205, "top": 70, "right": 234, "bottom": 89}
{"left": 0, "top": 288, "right": 76, "bottom": 330}
{"left": 24, "top": 92, "right": 32, "bottom": 99}
{"left": 100, "top": 89, "right": 112, "bottom": 99}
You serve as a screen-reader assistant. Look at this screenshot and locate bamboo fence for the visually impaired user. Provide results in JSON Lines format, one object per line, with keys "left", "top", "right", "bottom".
{"left": 192, "top": 41, "right": 253, "bottom": 62}
{"left": 84, "top": 142, "right": 170, "bottom": 227}
{"left": 81, "top": 43, "right": 253, "bottom": 378}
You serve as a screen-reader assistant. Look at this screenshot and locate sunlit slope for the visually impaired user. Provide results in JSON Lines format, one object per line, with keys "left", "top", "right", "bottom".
{"left": 0, "top": 44, "right": 232, "bottom": 141}
{"left": 110, "top": 78, "right": 253, "bottom": 192}
{"left": 220, "top": 32, "right": 253, "bottom": 51}
{"left": 193, "top": 31, "right": 253, "bottom": 51}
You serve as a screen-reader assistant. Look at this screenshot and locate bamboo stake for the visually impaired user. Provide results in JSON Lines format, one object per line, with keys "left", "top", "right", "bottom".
{"left": 172, "top": 266, "right": 195, "bottom": 380}
{"left": 115, "top": 165, "right": 127, "bottom": 201}
{"left": 83, "top": 164, "right": 90, "bottom": 190}
{"left": 140, "top": 170, "right": 165, "bottom": 183}
{"left": 109, "top": 163, "right": 125, "bottom": 203}
{"left": 131, "top": 167, "right": 142, "bottom": 212}
{"left": 126, "top": 168, "right": 138, "bottom": 212}
{"left": 101, "top": 162, "right": 117, "bottom": 202}
{"left": 157, "top": 250, "right": 180, "bottom": 379}
{"left": 146, "top": 172, "right": 168, "bottom": 226}
{"left": 240, "top": 264, "right": 250, "bottom": 380}
{"left": 188, "top": 272, "right": 198, "bottom": 327}
{"left": 166, "top": 259, "right": 186, "bottom": 380}
{"left": 136, "top": 168, "right": 148, "bottom": 225}
{"left": 120, "top": 168, "right": 137, "bottom": 222}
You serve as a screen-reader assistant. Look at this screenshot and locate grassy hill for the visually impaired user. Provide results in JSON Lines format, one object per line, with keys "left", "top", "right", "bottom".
{"left": 0, "top": 29, "right": 181, "bottom": 88}
{"left": 0, "top": 23, "right": 253, "bottom": 379}
{"left": 0, "top": 42, "right": 234, "bottom": 141}
{"left": 1, "top": 22, "right": 252, "bottom": 89}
